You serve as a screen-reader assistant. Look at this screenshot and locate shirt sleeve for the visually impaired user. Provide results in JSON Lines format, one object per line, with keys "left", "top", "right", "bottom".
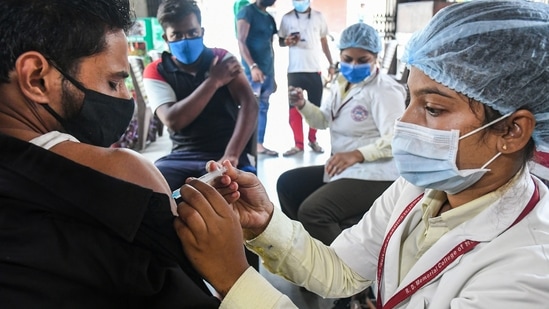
{"left": 236, "top": 5, "right": 251, "bottom": 22}
{"left": 278, "top": 14, "right": 289, "bottom": 38}
{"left": 299, "top": 100, "right": 330, "bottom": 130}
{"left": 220, "top": 267, "right": 297, "bottom": 309}
{"left": 142, "top": 60, "right": 177, "bottom": 113}
{"left": 357, "top": 134, "right": 394, "bottom": 162}
{"left": 245, "top": 207, "right": 371, "bottom": 298}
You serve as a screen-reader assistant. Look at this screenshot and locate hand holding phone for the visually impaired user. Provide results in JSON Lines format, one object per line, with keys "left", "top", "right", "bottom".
{"left": 287, "top": 32, "right": 300, "bottom": 45}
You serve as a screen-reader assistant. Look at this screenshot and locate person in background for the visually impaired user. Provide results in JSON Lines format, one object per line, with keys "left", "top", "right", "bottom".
{"left": 233, "top": 0, "right": 250, "bottom": 37}
{"left": 278, "top": 22, "right": 405, "bottom": 245}
{"left": 278, "top": 22, "right": 406, "bottom": 308}
{"left": 143, "top": 0, "right": 258, "bottom": 192}
{"left": 237, "top": 0, "right": 279, "bottom": 157}
{"left": 0, "top": 0, "right": 219, "bottom": 307}
{"left": 278, "top": 0, "right": 335, "bottom": 157}
{"left": 174, "top": 1, "right": 549, "bottom": 308}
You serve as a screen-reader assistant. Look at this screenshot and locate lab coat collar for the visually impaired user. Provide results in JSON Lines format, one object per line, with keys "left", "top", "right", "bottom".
{"left": 392, "top": 168, "right": 537, "bottom": 301}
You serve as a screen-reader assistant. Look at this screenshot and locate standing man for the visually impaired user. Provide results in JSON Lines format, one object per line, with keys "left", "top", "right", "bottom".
{"left": 237, "top": 0, "right": 279, "bottom": 157}
{"left": 279, "top": 0, "right": 334, "bottom": 156}
{"left": 144, "top": 0, "right": 258, "bottom": 192}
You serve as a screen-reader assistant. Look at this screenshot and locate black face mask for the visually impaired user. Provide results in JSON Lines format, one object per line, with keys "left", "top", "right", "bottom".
{"left": 259, "top": 0, "right": 276, "bottom": 7}
{"left": 44, "top": 63, "right": 135, "bottom": 147}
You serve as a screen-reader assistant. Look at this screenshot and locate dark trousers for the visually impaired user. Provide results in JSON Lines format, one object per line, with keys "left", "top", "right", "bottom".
{"left": 287, "top": 72, "right": 323, "bottom": 149}
{"left": 277, "top": 165, "right": 393, "bottom": 245}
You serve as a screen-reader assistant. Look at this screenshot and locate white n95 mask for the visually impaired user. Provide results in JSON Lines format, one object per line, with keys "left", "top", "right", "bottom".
{"left": 392, "top": 113, "right": 511, "bottom": 194}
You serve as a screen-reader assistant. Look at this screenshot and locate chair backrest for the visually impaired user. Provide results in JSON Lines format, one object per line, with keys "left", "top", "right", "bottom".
{"left": 128, "top": 56, "right": 153, "bottom": 151}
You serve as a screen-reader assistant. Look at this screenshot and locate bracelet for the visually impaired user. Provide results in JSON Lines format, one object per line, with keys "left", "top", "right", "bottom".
{"left": 250, "top": 63, "right": 258, "bottom": 70}
{"left": 329, "top": 64, "right": 336, "bottom": 69}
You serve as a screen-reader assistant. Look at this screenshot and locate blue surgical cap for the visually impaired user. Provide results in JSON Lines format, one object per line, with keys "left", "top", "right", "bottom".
{"left": 403, "top": 0, "right": 549, "bottom": 151}
{"left": 339, "top": 23, "right": 382, "bottom": 54}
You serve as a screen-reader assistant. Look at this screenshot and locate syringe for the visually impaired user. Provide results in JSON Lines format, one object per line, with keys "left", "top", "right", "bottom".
{"left": 172, "top": 166, "right": 228, "bottom": 202}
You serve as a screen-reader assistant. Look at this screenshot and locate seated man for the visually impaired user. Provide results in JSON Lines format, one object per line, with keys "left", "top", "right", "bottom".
{"left": 144, "top": 0, "right": 258, "bottom": 191}
{"left": 0, "top": 0, "right": 219, "bottom": 307}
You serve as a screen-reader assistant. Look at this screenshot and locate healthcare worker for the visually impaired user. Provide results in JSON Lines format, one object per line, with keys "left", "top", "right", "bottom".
{"left": 277, "top": 22, "right": 406, "bottom": 246}
{"left": 174, "top": 1, "right": 549, "bottom": 308}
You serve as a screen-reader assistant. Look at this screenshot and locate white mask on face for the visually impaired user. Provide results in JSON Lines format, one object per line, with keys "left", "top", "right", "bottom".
{"left": 392, "top": 112, "right": 512, "bottom": 194}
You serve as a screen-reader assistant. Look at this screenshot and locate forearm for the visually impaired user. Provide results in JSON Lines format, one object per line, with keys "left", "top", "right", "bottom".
{"left": 220, "top": 267, "right": 297, "bottom": 309}
{"left": 357, "top": 134, "right": 394, "bottom": 162}
{"left": 298, "top": 101, "right": 330, "bottom": 129}
{"left": 224, "top": 105, "right": 257, "bottom": 158}
{"left": 278, "top": 37, "right": 287, "bottom": 47}
{"left": 245, "top": 208, "right": 371, "bottom": 298}
{"left": 237, "top": 41, "right": 256, "bottom": 68}
{"left": 165, "top": 78, "right": 220, "bottom": 131}
{"left": 321, "top": 38, "right": 333, "bottom": 67}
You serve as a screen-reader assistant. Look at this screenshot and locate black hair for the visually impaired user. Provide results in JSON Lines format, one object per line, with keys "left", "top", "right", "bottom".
{"left": 0, "top": 0, "right": 134, "bottom": 83}
{"left": 157, "top": 0, "right": 201, "bottom": 30}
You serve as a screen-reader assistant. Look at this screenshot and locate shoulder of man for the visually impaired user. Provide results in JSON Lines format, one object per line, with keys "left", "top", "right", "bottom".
{"left": 143, "top": 58, "right": 166, "bottom": 81}
{"left": 236, "top": 3, "right": 253, "bottom": 20}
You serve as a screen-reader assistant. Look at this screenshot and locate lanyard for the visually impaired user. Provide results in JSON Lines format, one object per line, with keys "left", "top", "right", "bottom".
{"left": 331, "top": 95, "right": 353, "bottom": 120}
{"left": 376, "top": 180, "right": 540, "bottom": 309}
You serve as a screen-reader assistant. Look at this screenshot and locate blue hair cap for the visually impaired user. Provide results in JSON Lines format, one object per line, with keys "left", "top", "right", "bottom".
{"left": 339, "top": 23, "right": 382, "bottom": 54}
{"left": 402, "top": 0, "right": 549, "bottom": 151}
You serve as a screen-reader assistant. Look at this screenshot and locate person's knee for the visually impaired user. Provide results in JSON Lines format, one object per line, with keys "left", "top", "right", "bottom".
{"left": 297, "top": 198, "right": 329, "bottom": 225}
{"left": 276, "top": 171, "right": 292, "bottom": 200}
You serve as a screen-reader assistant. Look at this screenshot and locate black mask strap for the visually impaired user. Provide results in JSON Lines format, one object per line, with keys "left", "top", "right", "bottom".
{"left": 47, "top": 60, "right": 87, "bottom": 92}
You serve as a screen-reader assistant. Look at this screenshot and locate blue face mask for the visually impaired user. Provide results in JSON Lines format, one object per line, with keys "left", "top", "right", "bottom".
{"left": 391, "top": 113, "right": 511, "bottom": 194}
{"left": 339, "top": 62, "right": 371, "bottom": 83}
{"left": 168, "top": 36, "right": 204, "bottom": 64}
{"left": 293, "top": 0, "right": 310, "bottom": 13}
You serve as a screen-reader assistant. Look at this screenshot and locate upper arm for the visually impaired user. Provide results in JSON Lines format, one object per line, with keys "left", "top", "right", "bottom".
{"left": 278, "top": 15, "right": 289, "bottom": 38}
{"left": 142, "top": 61, "right": 176, "bottom": 114}
{"left": 237, "top": 19, "right": 250, "bottom": 43}
{"left": 227, "top": 72, "right": 258, "bottom": 113}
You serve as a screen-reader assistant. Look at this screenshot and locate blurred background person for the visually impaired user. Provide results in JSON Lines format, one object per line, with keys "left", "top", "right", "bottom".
{"left": 144, "top": 0, "right": 258, "bottom": 191}
{"left": 277, "top": 22, "right": 406, "bottom": 245}
{"left": 277, "top": 22, "right": 406, "bottom": 307}
{"left": 278, "top": 0, "right": 335, "bottom": 157}
{"left": 237, "top": 0, "right": 280, "bottom": 157}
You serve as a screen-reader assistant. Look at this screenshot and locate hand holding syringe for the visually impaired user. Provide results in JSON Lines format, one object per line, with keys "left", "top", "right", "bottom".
{"left": 172, "top": 166, "right": 228, "bottom": 202}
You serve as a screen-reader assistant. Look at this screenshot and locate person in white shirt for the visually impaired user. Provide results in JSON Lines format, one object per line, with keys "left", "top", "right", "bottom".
{"left": 174, "top": 1, "right": 549, "bottom": 308}
{"left": 278, "top": 0, "right": 334, "bottom": 156}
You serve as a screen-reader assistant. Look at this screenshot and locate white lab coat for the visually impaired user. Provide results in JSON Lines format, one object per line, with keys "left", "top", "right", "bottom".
{"left": 302, "top": 71, "right": 406, "bottom": 182}
{"left": 332, "top": 168, "right": 549, "bottom": 308}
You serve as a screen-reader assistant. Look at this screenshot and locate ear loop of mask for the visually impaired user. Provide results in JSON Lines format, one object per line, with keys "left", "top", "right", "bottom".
{"left": 459, "top": 112, "right": 513, "bottom": 169}
{"left": 47, "top": 60, "right": 87, "bottom": 92}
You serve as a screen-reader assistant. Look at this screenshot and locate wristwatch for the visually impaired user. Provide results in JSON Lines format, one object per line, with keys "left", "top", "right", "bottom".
{"left": 250, "top": 63, "right": 258, "bottom": 70}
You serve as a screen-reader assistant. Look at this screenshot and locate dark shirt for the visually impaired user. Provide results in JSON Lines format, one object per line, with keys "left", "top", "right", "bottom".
{"left": 0, "top": 134, "right": 220, "bottom": 308}
{"left": 237, "top": 3, "right": 277, "bottom": 76}
{"left": 156, "top": 48, "right": 252, "bottom": 159}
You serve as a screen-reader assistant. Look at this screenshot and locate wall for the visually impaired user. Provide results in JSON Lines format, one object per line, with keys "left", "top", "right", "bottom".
{"left": 130, "top": 0, "right": 148, "bottom": 17}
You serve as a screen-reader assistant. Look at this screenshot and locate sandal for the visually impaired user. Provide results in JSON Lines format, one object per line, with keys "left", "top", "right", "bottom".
{"left": 308, "top": 141, "right": 324, "bottom": 153}
{"left": 283, "top": 147, "right": 304, "bottom": 157}
{"left": 258, "top": 148, "right": 279, "bottom": 157}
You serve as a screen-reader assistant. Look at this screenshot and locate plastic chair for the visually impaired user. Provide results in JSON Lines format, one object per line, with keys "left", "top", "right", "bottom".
{"left": 128, "top": 56, "right": 154, "bottom": 151}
